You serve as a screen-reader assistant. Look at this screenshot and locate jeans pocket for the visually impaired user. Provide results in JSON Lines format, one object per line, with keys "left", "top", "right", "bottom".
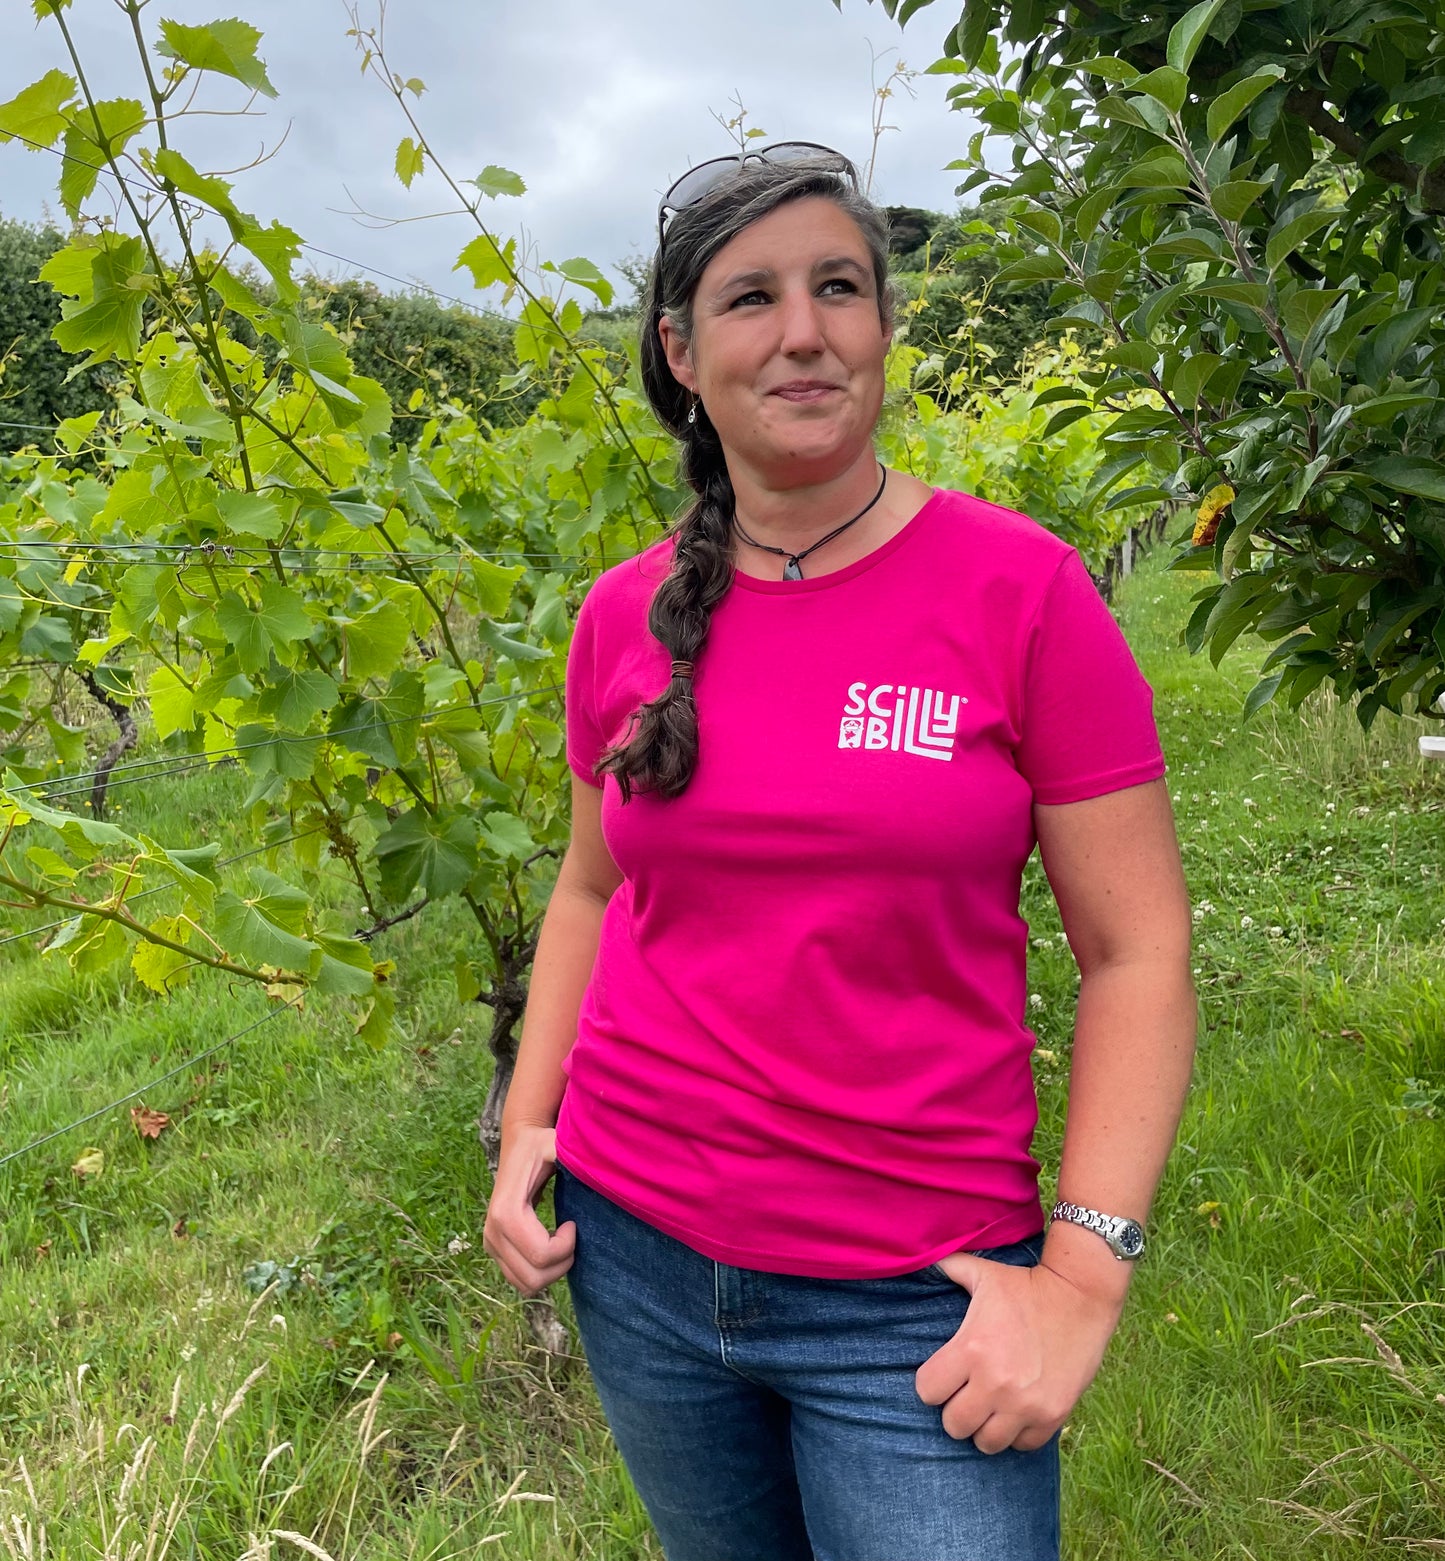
{"left": 551, "top": 1160, "right": 572, "bottom": 1222}
{"left": 918, "top": 1230, "right": 1046, "bottom": 1283}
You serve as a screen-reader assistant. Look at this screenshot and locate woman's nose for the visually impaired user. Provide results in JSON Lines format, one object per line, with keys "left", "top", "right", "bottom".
{"left": 777, "top": 289, "right": 826, "bottom": 355}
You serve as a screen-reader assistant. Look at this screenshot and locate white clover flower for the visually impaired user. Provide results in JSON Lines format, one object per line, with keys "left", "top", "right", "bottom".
{"left": 1242, "top": 797, "right": 1257, "bottom": 809}
{"left": 447, "top": 1236, "right": 472, "bottom": 1256}
{"left": 1028, "top": 994, "right": 1045, "bottom": 1010}
{"left": 1240, "top": 915, "right": 1254, "bottom": 929}
{"left": 1031, "top": 937, "right": 1050, "bottom": 949}
{"left": 1267, "top": 926, "right": 1284, "bottom": 938}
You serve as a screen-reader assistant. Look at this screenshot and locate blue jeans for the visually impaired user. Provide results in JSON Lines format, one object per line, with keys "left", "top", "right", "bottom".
{"left": 554, "top": 1164, "right": 1060, "bottom": 1561}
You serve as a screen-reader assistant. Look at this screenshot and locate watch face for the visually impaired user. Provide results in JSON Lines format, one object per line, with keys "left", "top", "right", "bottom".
{"left": 1117, "top": 1221, "right": 1145, "bottom": 1258}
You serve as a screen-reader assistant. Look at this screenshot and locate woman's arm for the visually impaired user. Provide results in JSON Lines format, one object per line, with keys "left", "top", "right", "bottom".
{"left": 916, "top": 777, "right": 1196, "bottom": 1452}
{"left": 482, "top": 775, "right": 623, "bottom": 1297}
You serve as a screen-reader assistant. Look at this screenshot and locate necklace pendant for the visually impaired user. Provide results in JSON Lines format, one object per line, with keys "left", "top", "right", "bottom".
{"left": 782, "top": 557, "right": 804, "bottom": 582}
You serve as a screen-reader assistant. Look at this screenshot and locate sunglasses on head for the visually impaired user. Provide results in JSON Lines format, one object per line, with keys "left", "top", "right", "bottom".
{"left": 656, "top": 142, "right": 860, "bottom": 253}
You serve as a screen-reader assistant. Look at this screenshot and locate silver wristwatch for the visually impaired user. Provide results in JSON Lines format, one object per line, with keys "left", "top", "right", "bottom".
{"left": 1050, "top": 1199, "right": 1146, "bottom": 1260}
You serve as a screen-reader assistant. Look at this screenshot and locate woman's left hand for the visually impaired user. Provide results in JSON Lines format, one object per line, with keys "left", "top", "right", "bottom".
{"left": 914, "top": 1252, "right": 1126, "bottom": 1453}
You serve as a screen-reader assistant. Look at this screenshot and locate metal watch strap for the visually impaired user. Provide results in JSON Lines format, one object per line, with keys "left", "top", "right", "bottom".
{"left": 1049, "top": 1199, "right": 1146, "bottom": 1260}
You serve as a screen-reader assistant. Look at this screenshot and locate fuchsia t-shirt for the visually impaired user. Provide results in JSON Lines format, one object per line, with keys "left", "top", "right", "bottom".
{"left": 555, "top": 487, "right": 1165, "bottom": 1278}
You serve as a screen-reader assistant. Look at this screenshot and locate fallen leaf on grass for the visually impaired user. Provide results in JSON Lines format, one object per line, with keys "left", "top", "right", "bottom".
{"left": 71, "top": 1147, "right": 104, "bottom": 1179}
{"left": 131, "top": 1105, "right": 171, "bottom": 1140}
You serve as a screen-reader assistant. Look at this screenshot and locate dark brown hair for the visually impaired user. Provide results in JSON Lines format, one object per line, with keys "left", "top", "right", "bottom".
{"left": 595, "top": 161, "right": 894, "bottom": 800}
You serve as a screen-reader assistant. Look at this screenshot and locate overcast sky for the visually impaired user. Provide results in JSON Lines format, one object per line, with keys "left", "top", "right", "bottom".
{"left": 1, "top": 0, "right": 977, "bottom": 309}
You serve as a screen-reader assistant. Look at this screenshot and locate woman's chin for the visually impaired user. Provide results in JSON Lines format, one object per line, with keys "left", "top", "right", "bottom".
{"left": 731, "top": 424, "right": 874, "bottom": 483}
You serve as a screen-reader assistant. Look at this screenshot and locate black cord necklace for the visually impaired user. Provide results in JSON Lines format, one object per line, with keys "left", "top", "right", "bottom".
{"left": 732, "top": 463, "right": 888, "bottom": 581}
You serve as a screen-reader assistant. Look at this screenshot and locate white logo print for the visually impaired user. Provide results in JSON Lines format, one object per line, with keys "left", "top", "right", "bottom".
{"left": 839, "top": 682, "right": 966, "bottom": 761}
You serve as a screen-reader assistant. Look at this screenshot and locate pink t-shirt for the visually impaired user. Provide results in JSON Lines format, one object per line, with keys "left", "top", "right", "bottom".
{"left": 555, "top": 487, "right": 1165, "bottom": 1278}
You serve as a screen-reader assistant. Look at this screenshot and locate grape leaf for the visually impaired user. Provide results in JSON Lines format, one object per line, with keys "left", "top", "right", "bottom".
{"left": 146, "top": 662, "right": 196, "bottom": 739}
{"left": 542, "top": 256, "right": 614, "bottom": 306}
{"left": 373, "top": 807, "right": 479, "bottom": 900}
{"left": 481, "top": 810, "right": 536, "bottom": 862}
{"left": 454, "top": 234, "right": 518, "bottom": 292}
{"left": 59, "top": 98, "right": 146, "bottom": 216}
{"left": 0, "top": 68, "right": 77, "bottom": 151}
{"left": 471, "top": 558, "right": 523, "bottom": 618}
{"left": 155, "top": 18, "right": 278, "bottom": 98}
{"left": 50, "top": 234, "right": 149, "bottom": 361}
{"left": 215, "top": 581, "right": 312, "bottom": 672}
{"left": 355, "top": 986, "right": 395, "bottom": 1048}
{"left": 346, "top": 599, "right": 411, "bottom": 685}
{"left": 214, "top": 869, "right": 316, "bottom": 972}
{"left": 257, "top": 666, "right": 338, "bottom": 731}
{"left": 132, "top": 916, "right": 192, "bottom": 993}
{"left": 215, "top": 489, "right": 285, "bottom": 539}
{"left": 310, "top": 933, "right": 375, "bottom": 997}
{"left": 475, "top": 165, "right": 525, "bottom": 198}
{"left": 395, "top": 136, "right": 425, "bottom": 188}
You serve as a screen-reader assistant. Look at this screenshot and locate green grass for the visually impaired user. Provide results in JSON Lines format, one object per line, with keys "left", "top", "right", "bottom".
{"left": 2, "top": 546, "right": 1444, "bottom": 1558}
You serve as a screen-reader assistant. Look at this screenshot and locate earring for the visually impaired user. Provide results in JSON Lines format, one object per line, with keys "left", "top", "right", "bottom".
{"left": 687, "top": 398, "right": 698, "bottom": 426}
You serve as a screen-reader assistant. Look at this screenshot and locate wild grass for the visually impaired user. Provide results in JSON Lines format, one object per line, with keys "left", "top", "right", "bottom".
{"left": 2, "top": 544, "right": 1443, "bottom": 1557}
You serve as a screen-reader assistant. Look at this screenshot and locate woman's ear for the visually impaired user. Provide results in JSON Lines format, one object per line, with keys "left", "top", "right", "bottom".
{"left": 658, "top": 314, "right": 697, "bottom": 394}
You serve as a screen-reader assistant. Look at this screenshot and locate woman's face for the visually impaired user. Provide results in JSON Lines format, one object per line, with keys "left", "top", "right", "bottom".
{"left": 660, "top": 196, "right": 891, "bottom": 489}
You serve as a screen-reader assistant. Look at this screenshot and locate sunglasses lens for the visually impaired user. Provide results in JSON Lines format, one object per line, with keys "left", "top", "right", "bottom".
{"left": 664, "top": 157, "right": 741, "bottom": 214}
{"left": 762, "top": 142, "right": 848, "bottom": 169}
{"left": 658, "top": 142, "right": 859, "bottom": 247}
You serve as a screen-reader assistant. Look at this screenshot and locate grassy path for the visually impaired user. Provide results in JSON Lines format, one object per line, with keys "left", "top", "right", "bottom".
{"left": 1, "top": 546, "right": 1442, "bottom": 1558}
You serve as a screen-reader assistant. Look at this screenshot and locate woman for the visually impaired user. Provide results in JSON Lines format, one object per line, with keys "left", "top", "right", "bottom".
{"left": 484, "top": 145, "right": 1196, "bottom": 1561}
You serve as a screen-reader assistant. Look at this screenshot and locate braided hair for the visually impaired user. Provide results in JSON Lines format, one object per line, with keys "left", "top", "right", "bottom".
{"left": 595, "top": 162, "right": 895, "bottom": 800}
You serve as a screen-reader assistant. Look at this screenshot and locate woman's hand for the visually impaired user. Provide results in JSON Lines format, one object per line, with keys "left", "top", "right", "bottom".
{"left": 482, "top": 1124, "right": 576, "bottom": 1297}
{"left": 914, "top": 1251, "right": 1126, "bottom": 1453}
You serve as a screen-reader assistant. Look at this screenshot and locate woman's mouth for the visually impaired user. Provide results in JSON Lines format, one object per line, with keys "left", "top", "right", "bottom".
{"left": 771, "top": 381, "right": 841, "bottom": 403}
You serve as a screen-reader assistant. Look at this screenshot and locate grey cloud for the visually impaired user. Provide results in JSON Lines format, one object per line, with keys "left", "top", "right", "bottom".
{"left": 1, "top": 0, "right": 973, "bottom": 305}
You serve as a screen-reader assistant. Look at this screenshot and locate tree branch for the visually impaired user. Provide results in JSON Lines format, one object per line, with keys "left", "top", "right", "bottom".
{"left": 354, "top": 897, "right": 428, "bottom": 942}
{"left": 77, "top": 668, "right": 138, "bottom": 817}
{"left": 1285, "top": 88, "right": 1445, "bottom": 217}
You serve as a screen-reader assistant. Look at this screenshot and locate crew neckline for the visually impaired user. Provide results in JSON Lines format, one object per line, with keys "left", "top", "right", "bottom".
{"left": 729, "top": 487, "right": 943, "bottom": 595}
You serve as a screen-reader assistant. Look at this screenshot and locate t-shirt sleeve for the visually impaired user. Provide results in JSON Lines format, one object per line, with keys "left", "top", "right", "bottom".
{"left": 1015, "top": 549, "right": 1166, "bottom": 805}
{"left": 565, "top": 586, "right": 607, "bottom": 787}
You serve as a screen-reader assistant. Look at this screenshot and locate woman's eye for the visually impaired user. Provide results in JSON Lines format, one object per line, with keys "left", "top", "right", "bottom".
{"left": 732, "top": 289, "right": 769, "bottom": 307}
{"left": 820, "top": 278, "right": 859, "bottom": 296}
